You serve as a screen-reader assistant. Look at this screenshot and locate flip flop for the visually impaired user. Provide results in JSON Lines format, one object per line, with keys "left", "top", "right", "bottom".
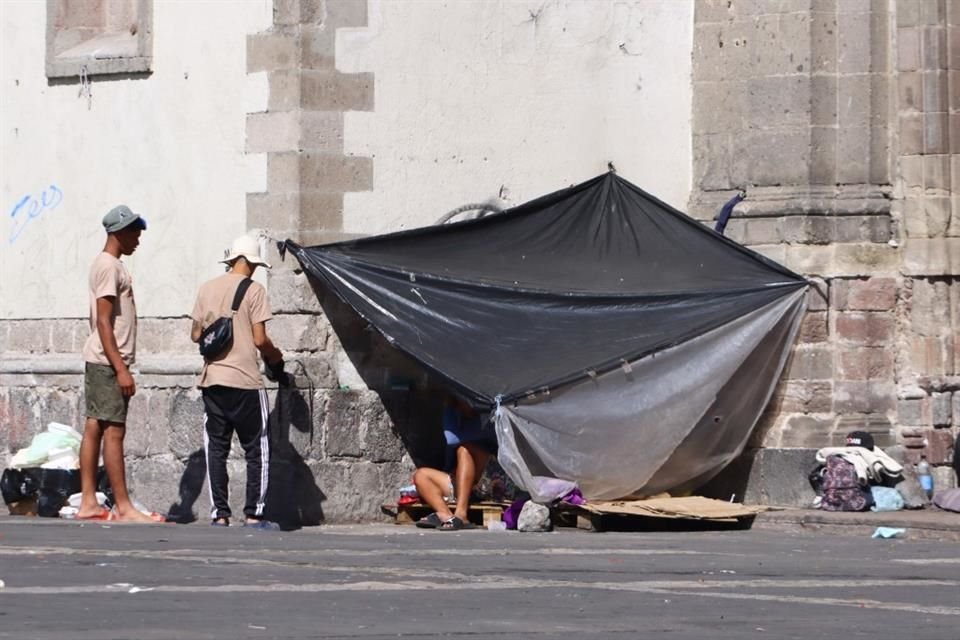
{"left": 211, "top": 517, "right": 230, "bottom": 527}
{"left": 76, "top": 507, "right": 114, "bottom": 521}
{"left": 415, "top": 512, "right": 443, "bottom": 529}
{"left": 438, "top": 516, "right": 475, "bottom": 531}
{"left": 144, "top": 512, "right": 167, "bottom": 523}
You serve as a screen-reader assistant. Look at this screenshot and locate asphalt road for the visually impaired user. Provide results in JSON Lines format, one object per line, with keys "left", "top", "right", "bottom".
{"left": 0, "top": 517, "right": 957, "bottom": 639}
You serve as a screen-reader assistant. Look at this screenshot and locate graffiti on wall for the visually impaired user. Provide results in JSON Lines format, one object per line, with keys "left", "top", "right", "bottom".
{"left": 7, "top": 184, "right": 63, "bottom": 244}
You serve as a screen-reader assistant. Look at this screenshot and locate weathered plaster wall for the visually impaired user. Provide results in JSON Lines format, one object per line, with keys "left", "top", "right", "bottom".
{"left": 336, "top": 0, "right": 694, "bottom": 234}
{"left": 0, "top": 0, "right": 272, "bottom": 319}
{"left": 0, "top": 0, "right": 282, "bottom": 521}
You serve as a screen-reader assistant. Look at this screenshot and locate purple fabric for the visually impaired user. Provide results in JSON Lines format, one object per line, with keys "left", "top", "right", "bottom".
{"left": 503, "top": 498, "right": 527, "bottom": 530}
{"left": 934, "top": 488, "right": 960, "bottom": 512}
{"left": 561, "top": 487, "right": 586, "bottom": 506}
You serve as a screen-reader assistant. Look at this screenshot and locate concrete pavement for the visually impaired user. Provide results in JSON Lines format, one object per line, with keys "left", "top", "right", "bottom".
{"left": 0, "top": 514, "right": 958, "bottom": 639}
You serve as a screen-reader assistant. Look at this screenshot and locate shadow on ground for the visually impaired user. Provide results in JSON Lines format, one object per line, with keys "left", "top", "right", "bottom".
{"left": 165, "top": 383, "right": 326, "bottom": 530}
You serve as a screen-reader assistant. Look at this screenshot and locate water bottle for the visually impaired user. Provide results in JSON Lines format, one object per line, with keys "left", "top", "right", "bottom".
{"left": 916, "top": 455, "right": 933, "bottom": 499}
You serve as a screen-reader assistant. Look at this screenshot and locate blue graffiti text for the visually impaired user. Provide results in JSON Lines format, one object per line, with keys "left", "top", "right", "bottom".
{"left": 8, "top": 184, "right": 63, "bottom": 244}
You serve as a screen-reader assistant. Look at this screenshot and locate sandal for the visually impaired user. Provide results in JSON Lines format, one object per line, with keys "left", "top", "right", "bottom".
{"left": 438, "top": 516, "right": 475, "bottom": 531}
{"left": 415, "top": 512, "right": 443, "bottom": 529}
{"left": 211, "top": 517, "right": 230, "bottom": 527}
{"left": 76, "top": 507, "right": 114, "bottom": 521}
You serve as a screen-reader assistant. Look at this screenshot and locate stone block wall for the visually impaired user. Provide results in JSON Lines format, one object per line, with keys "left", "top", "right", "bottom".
{"left": 692, "top": 0, "right": 960, "bottom": 498}
{"left": 0, "top": 311, "right": 414, "bottom": 523}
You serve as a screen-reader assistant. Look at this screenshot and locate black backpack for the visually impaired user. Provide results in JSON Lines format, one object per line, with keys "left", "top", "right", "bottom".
{"left": 198, "top": 278, "right": 253, "bottom": 359}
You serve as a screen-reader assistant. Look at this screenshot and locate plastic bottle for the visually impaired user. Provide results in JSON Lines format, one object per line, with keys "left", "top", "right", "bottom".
{"left": 916, "top": 455, "right": 933, "bottom": 499}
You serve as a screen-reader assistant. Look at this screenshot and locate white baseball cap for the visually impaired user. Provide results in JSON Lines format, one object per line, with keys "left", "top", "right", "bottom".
{"left": 221, "top": 234, "right": 271, "bottom": 268}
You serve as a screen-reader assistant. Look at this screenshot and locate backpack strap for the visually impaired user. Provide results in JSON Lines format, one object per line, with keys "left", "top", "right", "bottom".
{"left": 230, "top": 278, "right": 254, "bottom": 314}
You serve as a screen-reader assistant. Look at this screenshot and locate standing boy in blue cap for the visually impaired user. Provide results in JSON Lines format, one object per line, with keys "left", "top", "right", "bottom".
{"left": 76, "top": 205, "right": 156, "bottom": 522}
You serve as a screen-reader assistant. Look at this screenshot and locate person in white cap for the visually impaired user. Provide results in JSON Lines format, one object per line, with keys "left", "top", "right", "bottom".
{"left": 77, "top": 205, "right": 157, "bottom": 523}
{"left": 189, "top": 234, "right": 285, "bottom": 530}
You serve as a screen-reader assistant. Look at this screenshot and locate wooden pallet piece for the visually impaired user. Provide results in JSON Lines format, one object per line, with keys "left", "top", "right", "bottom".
{"left": 382, "top": 501, "right": 509, "bottom": 527}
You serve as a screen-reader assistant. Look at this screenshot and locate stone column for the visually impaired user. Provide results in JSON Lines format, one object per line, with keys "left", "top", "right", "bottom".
{"left": 894, "top": 0, "right": 959, "bottom": 487}
{"left": 244, "top": 0, "right": 411, "bottom": 522}
{"left": 692, "top": 0, "right": 958, "bottom": 495}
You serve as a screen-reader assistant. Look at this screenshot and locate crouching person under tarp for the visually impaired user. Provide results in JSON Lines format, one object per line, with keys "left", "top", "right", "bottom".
{"left": 412, "top": 396, "right": 498, "bottom": 530}
{"left": 811, "top": 431, "right": 904, "bottom": 512}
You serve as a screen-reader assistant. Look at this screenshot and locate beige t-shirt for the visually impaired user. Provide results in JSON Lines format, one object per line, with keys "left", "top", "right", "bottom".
{"left": 191, "top": 272, "right": 272, "bottom": 389}
{"left": 82, "top": 252, "right": 138, "bottom": 366}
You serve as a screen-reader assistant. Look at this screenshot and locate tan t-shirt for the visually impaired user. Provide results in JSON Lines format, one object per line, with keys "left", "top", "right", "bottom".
{"left": 191, "top": 272, "right": 272, "bottom": 389}
{"left": 82, "top": 252, "right": 138, "bottom": 366}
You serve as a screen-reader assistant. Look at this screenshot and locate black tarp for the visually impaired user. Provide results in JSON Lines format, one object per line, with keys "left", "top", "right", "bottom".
{"left": 283, "top": 172, "right": 808, "bottom": 500}
{"left": 283, "top": 172, "right": 805, "bottom": 405}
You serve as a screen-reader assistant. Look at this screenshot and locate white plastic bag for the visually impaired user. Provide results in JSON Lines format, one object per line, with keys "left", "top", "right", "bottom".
{"left": 517, "top": 501, "right": 551, "bottom": 532}
{"left": 41, "top": 447, "right": 79, "bottom": 470}
{"left": 9, "top": 423, "right": 82, "bottom": 469}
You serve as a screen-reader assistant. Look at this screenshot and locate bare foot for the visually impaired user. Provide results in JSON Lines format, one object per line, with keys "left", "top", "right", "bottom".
{"left": 76, "top": 506, "right": 111, "bottom": 520}
{"left": 112, "top": 507, "right": 158, "bottom": 523}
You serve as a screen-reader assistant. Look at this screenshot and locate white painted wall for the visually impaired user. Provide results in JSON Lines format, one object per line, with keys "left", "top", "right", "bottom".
{"left": 0, "top": 0, "right": 272, "bottom": 319}
{"left": 338, "top": 0, "right": 694, "bottom": 234}
{"left": 1, "top": 0, "right": 693, "bottom": 317}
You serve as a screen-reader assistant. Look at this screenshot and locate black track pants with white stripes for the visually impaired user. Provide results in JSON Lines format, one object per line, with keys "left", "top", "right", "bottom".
{"left": 201, "top": 386, "right": 270, "bottom": 520}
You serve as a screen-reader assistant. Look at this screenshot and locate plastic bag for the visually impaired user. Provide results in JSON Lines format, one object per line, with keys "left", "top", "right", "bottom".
{"left": 870, "top": 485, "right": 905, "bottom": 512}
{"left": 37, "top": 469, "right": 82, "bottom": 517}
{"left": 41, "top": 447, "right": 79, "bottom": 470}
{"left": 9, "top": 423, "right": 82, "bottom": 469}
{"left": 1, "top": 467, "right": 80, "bottom": 517}
{"left": 1, "top": 468, "right": 40, "bottom": 503}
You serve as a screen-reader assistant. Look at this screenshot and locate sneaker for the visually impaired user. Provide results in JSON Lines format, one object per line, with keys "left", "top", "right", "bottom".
{"left": 243, "top": 519, "right": 281, "bottom": 531}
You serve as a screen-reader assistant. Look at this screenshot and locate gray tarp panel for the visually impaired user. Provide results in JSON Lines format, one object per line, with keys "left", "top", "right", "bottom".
{"left": 283, "top": 172, "right": 808, "bottom": 499}
{"left": 496, "top": 290, "right": 806, "bottom": 501}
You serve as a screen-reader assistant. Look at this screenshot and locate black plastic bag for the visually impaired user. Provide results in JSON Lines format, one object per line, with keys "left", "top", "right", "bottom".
{"left": 1, "top": 468, "right": 41, "bottom": 504}
{"left": 3, "top": 466, "right": 113, "bottom": 516}
{"left": 36, "top": 468, "right": 82, "bottom": 517}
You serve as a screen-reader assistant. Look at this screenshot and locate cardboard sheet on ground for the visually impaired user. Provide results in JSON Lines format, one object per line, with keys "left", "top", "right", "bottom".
{"left": 283, "top": 172, "right": 808, "bottom": 504}
{"left": 578, "top": 496, "right": 769, "bottom": 521}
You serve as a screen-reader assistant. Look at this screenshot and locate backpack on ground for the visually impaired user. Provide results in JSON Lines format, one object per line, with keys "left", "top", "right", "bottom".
{"left": 820, "top": 455, "right": 873, "bottom": 512}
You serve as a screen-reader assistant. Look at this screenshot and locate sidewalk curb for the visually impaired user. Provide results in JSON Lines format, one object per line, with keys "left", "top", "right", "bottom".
{"left": 753, "top": 508, "right": 960, "bottom": 542}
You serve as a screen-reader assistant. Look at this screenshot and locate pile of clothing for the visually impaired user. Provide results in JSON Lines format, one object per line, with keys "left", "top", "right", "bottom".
{"left": 810, "top": 431, "right": 911, "bottom": 512}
